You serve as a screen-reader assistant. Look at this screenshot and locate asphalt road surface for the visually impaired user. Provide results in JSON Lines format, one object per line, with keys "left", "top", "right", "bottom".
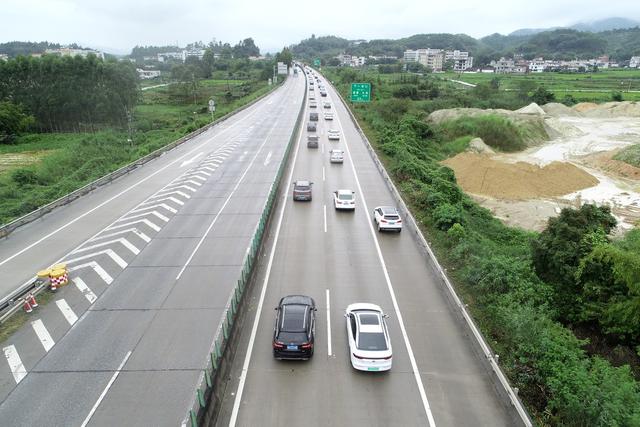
{"left": 0, "top": 73, "right": 306, "bottom": 426}
{"left": 214, "top": 71, "right": 518, "bottom": 427}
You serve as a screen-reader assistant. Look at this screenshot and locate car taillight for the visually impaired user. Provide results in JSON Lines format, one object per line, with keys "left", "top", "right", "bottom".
{"left": 353, "top": 353, "right": 364, "bottom": 359}
{"left": 301, "top": 343, "right": 312, "bottom": 349}
{"left": 380, "top": 219, "right": 387, "bottom": 223}
{"left": 383, "top": 355, "right": 392, "bottom": 360}
{"left": 273, "top": 341, "right": 284, "bottom": 349}
{"left": 397, "top": 219, "right": 402, "bottom": 223}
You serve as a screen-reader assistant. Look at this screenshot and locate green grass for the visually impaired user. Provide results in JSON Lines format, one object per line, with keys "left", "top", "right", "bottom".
{"left": 614, "top": 144, "right": 640, "bottom": 167}
{"left": 0, "top": 77, "right": 278, "bottom": 225}
{"left": 442, "top": 70, "right": 640, "bottom": 101}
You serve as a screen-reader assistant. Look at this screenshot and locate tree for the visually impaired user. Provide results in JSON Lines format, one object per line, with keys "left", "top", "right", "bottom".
{"left": 531, "top": 204, "right": 617, "bottom": 321}
{"left": 201, "top": 49, "right": 215, "bottom": 78}
{"left": 531, "top": 86, "right": 556, "bottom": 105}
{"left": 275, "top": 47, "right": 292, "bottom": 67}
{"left": 0, "top": 101, "right": 35, "bottom": 142}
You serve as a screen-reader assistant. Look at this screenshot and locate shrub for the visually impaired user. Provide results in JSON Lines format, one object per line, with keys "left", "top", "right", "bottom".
{"left": 432, "top": 203, "right": 464, "bottom": 230}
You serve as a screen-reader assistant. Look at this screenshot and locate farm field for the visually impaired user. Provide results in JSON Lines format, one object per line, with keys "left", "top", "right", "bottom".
{"left": 442, "top": 70, "right": 640, "bottom": 101}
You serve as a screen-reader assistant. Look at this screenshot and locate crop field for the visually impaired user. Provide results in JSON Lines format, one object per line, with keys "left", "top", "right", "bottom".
{"left": 442, "top": 70, "right": 640, "bottom": 101}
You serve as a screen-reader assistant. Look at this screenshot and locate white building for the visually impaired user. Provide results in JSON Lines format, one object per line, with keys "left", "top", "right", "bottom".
{"left": 528, "top": 58, "right": 547, "bottom": 72}
{"left": 157, "top": 52, "right": 183, "bottom": 62}
{"left": 338, "top": 54, "right": 352, "bottom": 66}
{"left": 403, "top": 50, "right": 419, "bottom": 62}
{"left": 182, "top": 49, "right": 206, "bottom": 62}
{"left": 445, "top": 50, "right": 474, "bottom": 71}
{"left": 352, "top": 56, "right": 366, "bottom": 67}
{"left": 630, "top": 56, "right": 640, "bottom": 68}
{"left": 137, "top": 68, "right": 161, "bottom": 79}
{"left": 45, "top": 47, "right": 104, "bottom": 60}
{"left": 404, "top": 48, "right": 446, "bottom": 71}
{"left": 0, "top": 54, "right": 8, "bottom": 61}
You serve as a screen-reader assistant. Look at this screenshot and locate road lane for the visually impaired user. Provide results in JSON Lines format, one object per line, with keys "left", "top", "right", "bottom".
{"left": 0, "top": 72, "right": 307, "bottom": 425}
{"left": 216, "top": 70, "right": 517, "bottom": 427}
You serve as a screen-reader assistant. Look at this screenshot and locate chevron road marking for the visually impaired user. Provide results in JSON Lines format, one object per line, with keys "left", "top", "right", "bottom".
{"left": 3, "top": 345, "right": 27, "bottom": 384}
{"left": 68, "top": 262, "right": 113, "bottom": 284}
{"left": 120, "top": 210, "right": 169, "bottom": 223}
{"left": 106, "top": 218, "right": 160, "bottom": 233}
{"left": 56, "top": 299, "right": 78, "bottom": 325}
{"left": 72, "top": 277, "right": 97, "bottom": 304}
{"left": 73, "top": 238, "right": 140, "bottom": 256}
{"left": 65, "top": 249, "right": 127, "bottom": 269}
{"left": 150, "top": 190, "right": 191, "bottom": 199}
{"left": 32, "top": 319, "right": 55, "bottom": 352}
{"left": 131, "top": 203, "right": 178, "bottom": 214}
{"left": 89, "top": 228, "right": 151, "bottom": 244}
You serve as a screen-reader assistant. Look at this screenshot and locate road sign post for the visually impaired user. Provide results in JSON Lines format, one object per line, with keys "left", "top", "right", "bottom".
{"left": 350, "top": 83, "right": 371, "bottom": 103}
{"left": 208, "top": 99, "right": 216, "bottom": 121}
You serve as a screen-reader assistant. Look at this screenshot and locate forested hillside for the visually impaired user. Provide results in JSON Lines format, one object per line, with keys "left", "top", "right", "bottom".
{"left": 291, "top": 27, "right": 640, "bottom": 64}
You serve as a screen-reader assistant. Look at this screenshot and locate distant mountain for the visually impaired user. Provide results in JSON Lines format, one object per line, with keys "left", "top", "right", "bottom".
{"left": 572, "top": 17, "right": 640, "bottom": 32}
{"left": 508, "top": 17, "right": 640, "bottom": 36}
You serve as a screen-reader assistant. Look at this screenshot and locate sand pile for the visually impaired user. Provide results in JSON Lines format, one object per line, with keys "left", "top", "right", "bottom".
{"left": 516, "top": 102, "right": 545, "bottom": 115}
{"left": 542, "top": 103, "right": 581, "bottom": 117}
{"left": 442, "top": 153, "right": 599, "bottom": 200}
{"left": 580, "top": 101, "right": 640, "bottom": 118}
{"left": 573, "top": 102, "right": 599, "bottom": 113}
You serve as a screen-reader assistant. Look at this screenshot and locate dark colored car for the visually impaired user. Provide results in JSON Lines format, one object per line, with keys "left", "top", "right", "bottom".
{"left": 309, "top": 112, "right": 318, "bottom": 121}
{"left": 307, "top": 121, "right": 317, "bottom": 132}
{"left": 293, "top": 180, "right": 313, "bottom": 201}
{"left": 273, "top": 295, "right": 316, "bottom": 360}
{"left": 307, "top": 134, "right": 319, "bottom": 148}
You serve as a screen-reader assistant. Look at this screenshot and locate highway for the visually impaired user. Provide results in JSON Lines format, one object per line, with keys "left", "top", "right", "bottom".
{"left": 0, "top": 72, "right": 305, "bottom": 425}
{"left": 214, "top": 71, "right": 517, "bottom": 426}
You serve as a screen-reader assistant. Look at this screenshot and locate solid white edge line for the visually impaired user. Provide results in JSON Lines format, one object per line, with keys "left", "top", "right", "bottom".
{"left": 322, "top": 166, "right": 325, "bottom": 181}
{"left": 334, "top": 93, "right": 437, "bottom": 427}
{"left": 228, "top": 86, "right": 305, "bottom": 427}
{"left": 326, "top": 289, "right": 332, "bottom": 356}
{"left": 175, "top": 118, "right": 281, "bottom": 281}
{"left": 80, "top": 350, "right": 132, "bottom": 427}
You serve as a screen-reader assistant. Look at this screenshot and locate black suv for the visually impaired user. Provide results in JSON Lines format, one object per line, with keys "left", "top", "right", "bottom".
{"left": 273, "top": 295, "right": 316, "bottom": 360}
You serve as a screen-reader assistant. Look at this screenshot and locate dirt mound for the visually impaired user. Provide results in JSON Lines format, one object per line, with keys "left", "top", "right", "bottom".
{"left": 581, "top": 101, "right": 640, "bottom": 118}
{"left": 542, "top": 103, "right": 581, "bottom": 117}
{"left": 581, "top": 149, "right": 640, "bottom": 180}
{"left": 516, "top": 102, "right": 545, "bottom": 115}
{"left": 573, "top": 102, "right": 599, "bottom": 113}
{"left": 467, "top": 137, "right": 495, "bottom": 154}
{"left": 442, "top": 153, "right": 599, "bottom": 200}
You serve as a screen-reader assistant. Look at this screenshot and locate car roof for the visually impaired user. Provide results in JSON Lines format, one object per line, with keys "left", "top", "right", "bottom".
{"left": 295, "top": 180, "right": 311, "bottom": 186}
{"left": 346, "top": 302, "right": 383, "bottom": 313}
{"left": 328, "top": 129, "right": 339, "bottom": 133}
{"left": 280, "top": 294, "right": 315, "bottom": 306}
{"left": 331, "top": 149, "right": 343, "bottom": 154}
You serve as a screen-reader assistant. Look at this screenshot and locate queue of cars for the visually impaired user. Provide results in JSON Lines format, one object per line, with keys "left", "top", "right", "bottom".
{"left": 277, "top": 65, "right": 399, "bottom": 371}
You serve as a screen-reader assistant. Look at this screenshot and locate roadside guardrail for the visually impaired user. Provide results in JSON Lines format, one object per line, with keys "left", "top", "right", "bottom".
{"left": 181, "top": 70, "right": 306, "bottom": 427}
{"left": 328, "top": 76, "right": 533, "bottom": 427}
{"left": 0, "top": 81, "right": 285, "bottom": 324}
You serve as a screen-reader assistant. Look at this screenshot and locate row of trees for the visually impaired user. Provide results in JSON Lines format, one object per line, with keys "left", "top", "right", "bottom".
{"left": 0, "top": 55, "right": 138, "bottom": 133}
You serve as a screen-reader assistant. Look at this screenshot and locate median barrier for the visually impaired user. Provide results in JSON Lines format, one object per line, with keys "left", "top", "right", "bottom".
{"left": 181, "top": 71, "right": 306, "bottom": 427}
{"left": 328, "top": 76, "right": 533, "bottom": 427}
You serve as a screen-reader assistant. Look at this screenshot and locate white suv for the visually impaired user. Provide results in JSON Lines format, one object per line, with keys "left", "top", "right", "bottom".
{"left": 373, "top": 206, "right": 402, "bottom": 232}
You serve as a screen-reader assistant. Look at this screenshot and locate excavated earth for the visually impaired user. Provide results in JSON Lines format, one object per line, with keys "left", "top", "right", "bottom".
{"left": 433, "top": 102, "right": 640, "bottom": 232}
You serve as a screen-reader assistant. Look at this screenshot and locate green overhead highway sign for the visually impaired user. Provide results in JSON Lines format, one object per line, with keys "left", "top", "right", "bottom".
{"left": 313, "top": 58, "right": 321, "bottom": 66}
{"left": 350, "top": 83, "right": 371, "bottom": 103}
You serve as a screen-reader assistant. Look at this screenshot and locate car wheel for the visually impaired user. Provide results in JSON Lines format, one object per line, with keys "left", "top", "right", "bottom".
{"left": 378, "top": 225, "right": 382, "bottom": 232}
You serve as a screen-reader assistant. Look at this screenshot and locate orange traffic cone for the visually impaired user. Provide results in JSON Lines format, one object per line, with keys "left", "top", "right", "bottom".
{"left": 27, "top": 293, "right": 38, "bottom": 308}
{"left": 23, "top": 299, "right": 33, "bottom": 313}
{"left": 50, "top": 281, "right": 57, "bottom": 292}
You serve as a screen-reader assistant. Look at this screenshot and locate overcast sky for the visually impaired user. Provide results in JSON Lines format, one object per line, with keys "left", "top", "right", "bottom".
{"left": 2, "top": 0, "right": 640, "bottom": 54}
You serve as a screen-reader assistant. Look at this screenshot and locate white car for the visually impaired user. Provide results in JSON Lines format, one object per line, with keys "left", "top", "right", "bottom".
{"left": 324, "top": 112, "right": 334, "bottom": 120}
{"left": 373, "top": 206, "right": 402, "bottom": 232}
{"left": 329, "top": 149, "right": 344, "bottom": 163}
{"left": 327, "top": 129, "right": 340, "bottom": 140}
{"left": 323, "top": 101, "right": 331, "bottom": 109}
{"left": 309, "top": 101, "right": 317, "bottom": 108}
{"left": 309, "top": 93, "right": 316, "bottom": 100}
{"left": 333, "top": 189, "right": 355, "bottom": 210}
{"left": 345, "top": 303, "right": 392, "bottom": 372}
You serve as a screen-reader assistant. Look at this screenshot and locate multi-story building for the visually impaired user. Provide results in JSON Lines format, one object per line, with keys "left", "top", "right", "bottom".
{"left": 630, "top": 56, "right": 640, "bottom": 68}
{"left": 182, "top": 49, "right": 206, "bottom": 62}
{"left": 403, "top": 50, "right": 419, "bottom": 62}
{"left": 0, "top": 54, "right": 8, "bottom": 61}
{"left": 45, "top": 47, "right": 104, "bottom": 60}
{"left": 352, "top": 56, "right": 366, "bottom": 67}
{"left": 157, "top": 52, "right": 183, "bottom": 62}
{"left": 492, "top": 58, "right": 516, "bottom": 73}
{"left": 416, "top": 49, "right": 444, "bottom": 71}
{"left": 338, "top": 53, "right": 352, "bottom": 66}
{"left": 528, "top": 58, "right": 547, "bottom": 72}
{"left": 137, "top": 69, "right": 161, "bottom": 79}
{"left": 445, "top": 50, "right": 474, "bottom": 71}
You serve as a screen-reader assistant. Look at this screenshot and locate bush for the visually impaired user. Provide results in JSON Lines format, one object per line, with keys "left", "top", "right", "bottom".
{"left": 432, "top": 203, "right": 464, "bottom": 230}
{"left": 437, "top": 114, "right": 527, "bottom": 152}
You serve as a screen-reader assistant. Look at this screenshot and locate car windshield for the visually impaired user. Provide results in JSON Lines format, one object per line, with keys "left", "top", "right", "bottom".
{"left": 296, "top": 185, "right": 310, "bottom": 191}
{"left": 338, "top": 193, "right": 353, "bottom": 200}
{"left": 384, "top": 215, "right": 400, "bottom": 220}
{"left": 357, "top": 332, "right": 388, "bottom": 351}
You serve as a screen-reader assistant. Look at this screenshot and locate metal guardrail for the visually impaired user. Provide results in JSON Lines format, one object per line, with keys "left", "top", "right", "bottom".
{"left": 182, "top": 72, "right": 306, "bottom": 427}
{"left": 0, "top": 81, "right": 284, "bottom": 324}
{"left": 328, "top": 76, "right": 533, "bottom": 426}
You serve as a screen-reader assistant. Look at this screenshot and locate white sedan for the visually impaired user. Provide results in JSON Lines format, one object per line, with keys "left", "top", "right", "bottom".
{"left": 327, "top": 129, "right": 340, "bottom": 140}
{"left": 329, "top": 149, "right": 344, "bottom": 163}
{"left": 373, "top": 206, "right": 402, "bottom": 232}
{"left": 345, "top": 303, "right": 392, "bottom": 372}
{"left": 333, "top": 189, "right": 355, "bottom": 210}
